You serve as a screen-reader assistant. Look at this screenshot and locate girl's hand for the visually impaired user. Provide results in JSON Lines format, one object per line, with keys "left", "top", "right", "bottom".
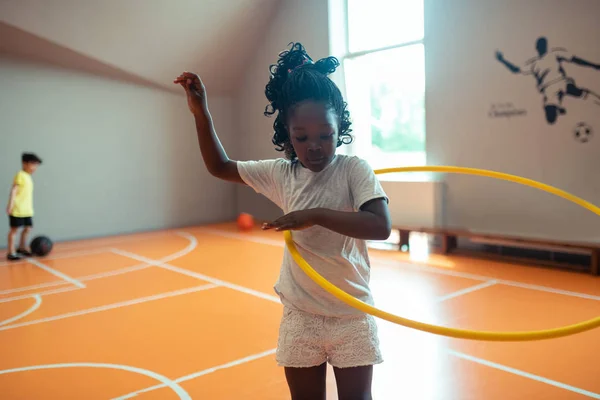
{"left": 262, "top": 209, "right": 322, "bottom": 231}
{"left": 174, "top": 72, "right": 207, "bottom": 115}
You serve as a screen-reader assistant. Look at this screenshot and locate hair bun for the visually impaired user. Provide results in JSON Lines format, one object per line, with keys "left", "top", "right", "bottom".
{"left": 277, "top": 42, "right": 313, "bottom": 73}
{"left": 276, "top": 43, "right": 339, "bottom": 76}
{"left": 265, "top": 42, "right": 309, "bottom": 115}
{"left": 264, "top": 43, "right": 340, "bottom": 115}
{"left": 314, "top": 56, "right": 340, "bottom": 76}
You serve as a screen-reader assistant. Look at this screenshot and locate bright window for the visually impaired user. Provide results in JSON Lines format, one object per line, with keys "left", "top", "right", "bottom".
{"left": 342, "top": 0, "right": 426, "bottom": 177}
{"left": 346, "top": 0, "right": 424, "bottom": 53}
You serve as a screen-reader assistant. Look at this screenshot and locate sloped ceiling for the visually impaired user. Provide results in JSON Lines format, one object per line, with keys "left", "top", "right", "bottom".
{"left": 0, "top": 0, "right": 281, "bottom": 94}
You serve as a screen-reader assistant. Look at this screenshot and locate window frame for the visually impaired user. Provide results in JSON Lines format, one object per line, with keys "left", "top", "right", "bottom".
{"left": 338, "top": 0, "right": 427, "bottom": 177}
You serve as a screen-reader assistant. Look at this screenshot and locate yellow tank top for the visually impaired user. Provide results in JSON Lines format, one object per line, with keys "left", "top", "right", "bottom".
{"left": 10, "top": 170, "right": 34, "bottom": 217}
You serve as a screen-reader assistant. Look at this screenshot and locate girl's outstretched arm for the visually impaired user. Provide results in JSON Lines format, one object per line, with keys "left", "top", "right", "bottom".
{"left": 263, "top": 199, "right": 392, "bottom": 241}
{"left": 314, "top": 199, "right": 392, "bottom": 240}
{"left": 174, "top": 72, "right": 245, "bottom": 184}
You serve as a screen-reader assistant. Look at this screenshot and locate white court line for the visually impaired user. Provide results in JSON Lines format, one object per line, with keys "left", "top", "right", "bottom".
{"left": 374, "top": 257, "right": 600, "bottom": 302}
{"left": 0, "top": 295, "right": 42, "bottom": 326}
{"left": 448, "top": 350, "right": 600, "bottom": 399}
{"left": 110, "top": 248, "right": 282, "bottom": 304}
{"left": 0, "top": 259, "right": 29, "bottom": 268}
{"left": 0, "top": 286, "right": 81, "bottom": 304}
{"left": 436, "top": 280, "right": 497, "bottom": 302}
{"left": 110, "top": 228, "right": 600, "bottom": 399}
{"left": 199, "top": 228, "right": 600, "bottom": 302}
{"left": 112, "top": 349, "right": 278, "bottom": 400}
{"left": 114, "top": 272, "right": 596, "bottom": 399}
{"left": 198, "top": 227, "right": 283, "bottom": 247}
{"left": 0, "top": 248, "right": 109, "bottom": 268}
{"left": 0, "top": 264, "right": 152, "bottom": 297}
{"left": 159, "top": 232, "right": 198, "bottom": 263}
{"left": 0, "top": 256, "right": 488, "bottom": 329}
{"left": 3, "top": 227, "right": 595, "bottom": 397}
{"left": 113, "top": 277, "right": 497, "bottom": 398}
{"left": 112, "top": 271, "right": 584, "bottom": 398}
{"left": 0, "top": 362, "right": 191, "bottom": 400}
{"left": 120, "top": 340, "right": 600, "bottom": 399}
{"left": 0, "top": 280, "right": 71, "bottom": 296}
{"left": 47, "top": 229, "right": 179, "bottom": 252}
{"left": 0, "top": 230, "right": 198, "bottom": 297}
{"left": 0, "top": 230, "right": 199, "bottom": 322}
{"left": 27, "top": 258, "right": 85, "bottom": 289}
{"left": 0, "top": 229, "right": 183, "bottom": 267}
{"left": 494, "top": 279, "right": 600, "bottom": 302}
{"left": 43, "top": 247, "right": 110, "bottom": 261}
{"left": 78, "top": 264, "right": 152, "bottom": 282}
{"left": 0, "top": 284, "right": 217, "bottom": 331}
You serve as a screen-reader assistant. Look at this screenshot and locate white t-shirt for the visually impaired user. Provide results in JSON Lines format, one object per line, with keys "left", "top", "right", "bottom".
{"left": 237, "top": 154, "right": 388, "bottom": 317}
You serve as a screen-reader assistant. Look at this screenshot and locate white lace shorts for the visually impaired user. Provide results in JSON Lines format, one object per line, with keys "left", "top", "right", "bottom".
{"left": 276, "top": 307, "right": 383, "bottom": 369}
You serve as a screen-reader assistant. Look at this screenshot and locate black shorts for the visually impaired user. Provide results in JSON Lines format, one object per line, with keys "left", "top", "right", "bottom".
{"left": 9, "top": 216, "right": 33, "bottom": 228}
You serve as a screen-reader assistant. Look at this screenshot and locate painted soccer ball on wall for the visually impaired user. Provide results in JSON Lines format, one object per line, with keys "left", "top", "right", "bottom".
{"left": 573, "top": 122, "right": 593, "bottom": 143}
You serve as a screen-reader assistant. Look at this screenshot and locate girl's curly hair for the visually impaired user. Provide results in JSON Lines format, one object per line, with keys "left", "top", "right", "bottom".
{"left": 264, "top": 42, "right": 353, "bottom": 160}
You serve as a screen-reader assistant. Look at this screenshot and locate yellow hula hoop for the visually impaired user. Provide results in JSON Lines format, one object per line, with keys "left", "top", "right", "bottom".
{"left": 283, "top": 166, "right": 600, "bottom": 341}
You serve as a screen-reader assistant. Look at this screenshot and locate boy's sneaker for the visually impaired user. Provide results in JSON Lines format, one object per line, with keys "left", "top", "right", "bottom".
{"left": 17, "top": 248, "right": 33, "bottom": 257}
{"left": 6, "top": 253, "right": 21, "bottom": 261}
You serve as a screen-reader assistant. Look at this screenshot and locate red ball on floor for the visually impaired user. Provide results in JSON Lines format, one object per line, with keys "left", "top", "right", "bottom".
{"left": 237, "top": 213, "right": 254, "bottom": 231}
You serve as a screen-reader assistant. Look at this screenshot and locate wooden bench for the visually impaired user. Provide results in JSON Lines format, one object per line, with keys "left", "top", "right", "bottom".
{"left": 395, "top": 226, "right": 600, "bottom": 276}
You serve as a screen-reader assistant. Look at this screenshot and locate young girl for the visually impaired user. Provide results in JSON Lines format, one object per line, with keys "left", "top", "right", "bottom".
{"left": 175, "top": 42, "right": 391, "bottom": 400}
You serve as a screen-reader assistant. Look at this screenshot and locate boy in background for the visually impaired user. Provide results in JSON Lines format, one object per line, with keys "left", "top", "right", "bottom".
{"left": 6, "top": 153, "right": 42, "bottom": 261}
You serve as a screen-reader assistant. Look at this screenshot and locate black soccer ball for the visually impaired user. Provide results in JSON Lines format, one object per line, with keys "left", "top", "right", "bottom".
{"left": 574, "top": 122, "right": 593, "bottom": 143}
{"left": 31, "top": 236, "right": 53, "bottom": 257}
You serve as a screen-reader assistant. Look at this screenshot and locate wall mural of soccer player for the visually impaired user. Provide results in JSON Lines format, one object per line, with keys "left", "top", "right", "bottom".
{"left": 495, "top": 36, "right": 600, "bottom": 125}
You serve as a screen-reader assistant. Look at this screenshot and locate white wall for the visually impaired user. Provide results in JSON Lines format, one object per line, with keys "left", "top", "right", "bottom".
{"left": 425, "top": 0, "right": 600, "bottom": 241}
{"left": 381, "top": 181, "right": 445, "bottom": 227}
{"left": 228, "top": 0, "right": 600, "bottom": 242}
{"left": 0, "top": 56, "right": 238, "bottom": 246}
{"left": 234, "top": 0, "right": 330, "bottom": 220}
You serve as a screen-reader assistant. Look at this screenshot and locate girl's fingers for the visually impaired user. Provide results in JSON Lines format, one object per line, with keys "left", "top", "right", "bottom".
{"left": 275, "top": 222, "right": 296, "bottom": 231}
{"left": 174, "top": 73, "right": 189, "bottom": 81}
{"left": 262, "top": 221, "right": 279, "bottom": 229}
{"left": 182, "top": 72, "right": 202, "bottom": 84}
{"left": 263, "top": 219, "right": 291, "bottom": 230}
{"left": 174, "top": 72, "right": 199, "bottom": 84}
{"left": 173, "top": 78, "right": 195, "bottom": 95}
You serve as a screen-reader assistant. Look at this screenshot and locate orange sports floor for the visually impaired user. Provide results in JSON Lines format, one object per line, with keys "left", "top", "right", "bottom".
{"left": 0, "top": 222, "right": 599, "bottom": 399}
